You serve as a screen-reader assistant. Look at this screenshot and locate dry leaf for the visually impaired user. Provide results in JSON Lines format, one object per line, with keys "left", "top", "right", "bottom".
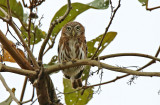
{"left": 0, "top": 40, "right": 26, "bottom": 63}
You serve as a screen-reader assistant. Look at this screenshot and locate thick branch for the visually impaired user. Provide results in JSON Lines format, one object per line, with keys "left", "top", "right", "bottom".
{"left": 0, "top": 63, "right": 36, "bottom": 77}
{"left": 45, "top": 59, "right": 160, "bottom": 77}
{"left": 9, "top": 21, "right": 39, "bottom": 69}
{"left": 0, "top": 30, "right": 33, "bottom": 70}
{"left": 38, "top": 0, "right": 72, "bottom": 62}
{"left": 0, "top": 52, "right": 159, "bottom": 78}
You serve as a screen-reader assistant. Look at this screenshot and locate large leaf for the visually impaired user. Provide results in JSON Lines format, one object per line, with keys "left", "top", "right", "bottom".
{"left": 82, "top": 32, "right": 117, "bottom": 87}
{"left": 0, "top": 88, "right": 16, "bottom": 105}
{"left": 87, "top": 31, "right": 117, "bottom": 58}
{"left": 20, "top": 23, "right": 46, "bottom": 45}
{"left": 0, "top": 0, "right": 23, "bottom": 21}
{"left": 63, "top": 78, "right": 93, "bottom": 105}
{"left": 51, "top": 0, "right": 109, "bottom": 37}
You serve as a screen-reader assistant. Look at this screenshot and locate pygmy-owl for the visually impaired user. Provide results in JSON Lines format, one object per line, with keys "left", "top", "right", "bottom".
{"left": 58, "top": 21, "right": 87, "bottom": 89}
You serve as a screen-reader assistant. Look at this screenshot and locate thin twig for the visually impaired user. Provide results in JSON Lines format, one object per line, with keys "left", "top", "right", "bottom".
{"left": 21, "top": 87, "right": 35, "bottom": 104}
{"left": 109, "top": 0, "right": 114, "bottom": 13}
{"left": 0, "top": 73, "right": 20, "bottom": 105}
{"left": 91, "top": 0, "right": 121, "bottom": 60}
{"left": 38, "top": 0, "right": 72, "bottom": 62}
{"left": 6, "top": 0, "right": 12, "bottom": 19}
{"left": 146, "top": 0, "right": 160, "bottom": 11}
{"left": 99, "top": 53, "right": 160, "bottom": 61}
{"left": 28, "top": 0, "right": 34, "bottom": 49}
{"left": 8, "top": 30, "right": 23, "bottom": 46}
{"left": 20, "top": 77, "right": 28, "bottom": 104}
{"left": 43, "top": 35, "right": 57, "bottom": 55}
{"left": 22, "top": 0, "right": 28, "bottom": 7}
{"left": 30, "top": 95, "right": 41, "bottom": 105}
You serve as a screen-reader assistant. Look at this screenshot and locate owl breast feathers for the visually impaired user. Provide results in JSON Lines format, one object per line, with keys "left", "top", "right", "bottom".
{"left": 58, "top": 21, "right": 87, "bottom": 89}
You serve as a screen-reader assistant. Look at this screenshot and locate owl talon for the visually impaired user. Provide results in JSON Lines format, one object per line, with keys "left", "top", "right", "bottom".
{"left": 62, "top": 60, "right": 67, "bottom": 64}
{"left": 71, "top": 58, "right": 77, "bottom": 63}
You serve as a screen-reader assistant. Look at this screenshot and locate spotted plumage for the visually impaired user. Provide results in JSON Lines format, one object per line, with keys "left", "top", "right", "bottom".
{"left": 58, "top": 21, "right": 87, "bottom": 89}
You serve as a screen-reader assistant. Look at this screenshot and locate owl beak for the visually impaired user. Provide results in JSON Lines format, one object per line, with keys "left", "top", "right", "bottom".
{"left": 72, "top": 30, "right": 75, "bottom": 36}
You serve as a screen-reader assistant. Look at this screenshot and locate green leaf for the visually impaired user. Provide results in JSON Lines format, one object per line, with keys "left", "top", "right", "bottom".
{"left": 87, "top": 31, "right": 117, "bottom": 58}
{"left": 63, "top": 78, "right": 93, "bottom": 105}
{"left": 138, "top": 0, "right": 147, "bottom": 6}
{"left": 20, "top": 24, "right": 46, "bottom": 45}
{"left": 82, "top": 66, "right": 91, "bottom": 80}
{"left": 81, "top": 32, "right": 117, "bottom": 83}
{"left": 51, "top": 0, "right": 109, "bottom": 37}
{"left": 0, "top": 88, "right": 16, "bottom": 105}
{"left": 0, "top": 0, "right": 24, "bottom": 21}
{"left": 88, "top": 0, "right": 109, "bottom": 9}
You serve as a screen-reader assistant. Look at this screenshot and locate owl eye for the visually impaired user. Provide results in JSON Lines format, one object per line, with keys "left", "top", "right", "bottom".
{"left": 75, "top": 26, "right": 81, "bottom": 31}
{"left": 66, "top": 26, "right": 71, "bottom": 31}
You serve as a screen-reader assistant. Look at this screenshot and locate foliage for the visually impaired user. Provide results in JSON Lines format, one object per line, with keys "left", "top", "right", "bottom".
{"left": 63, "top": 78, "right": 93, "bottom": 105}
{"left": 20, "top": 24, "right": 46, "bottom": 45}
{"left": 0, "top": 0, "right": 23, "bottom": 21}
{"left": 87, "top": 32, "right": 117, "bottom": 58}
{"left": 0, "top": 0, "right": 118, "bottom": 105}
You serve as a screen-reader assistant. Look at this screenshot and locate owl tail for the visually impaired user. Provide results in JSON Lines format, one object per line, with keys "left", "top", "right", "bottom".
{"left": 72, "top": 78, "right": 82, "bottom": 89}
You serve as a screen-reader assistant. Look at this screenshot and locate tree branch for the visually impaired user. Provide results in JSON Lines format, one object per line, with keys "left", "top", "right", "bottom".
{"left": 0, "top": 52, "right": 159, "bottom": 78}
{"left": 10, "top": 21, "right": 39, "bottom": 69}
{"left": 38, "top": 0, "right": 72, "bottom": 62}
{"left": 88, "top": 46, "right": 160, "bottom": 88}
{"left": 0, "top": 30, "right": 33, "bottom": 70}
{"left": 146, "top": 0, "right": 160, "bottom": 11}
{"left": 6, "top": 0, "right": 12, "bottom": 19}
{"left": 0, "top": 63, "right": 36, "bottom": 77}
{"left": 45, "top": 59, "right": 160, "bottom": 77}
{"left": 0, "top": 4, "right": 39, "bottom": 69}
{"left": 98, "top": 53, "right": 160, "bottom": 62}
{"left": 0, "top": 73, "right": 20, "bottom": 105}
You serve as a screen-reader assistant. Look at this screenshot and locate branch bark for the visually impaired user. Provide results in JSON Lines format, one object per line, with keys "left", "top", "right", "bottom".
{"left": 1, "top": 53, "right": 160, "bottom": 78}
{"left": 0, "top": 73, "right": 20, "bottom": 105}
{"left": 45, "top": 59, "right": 160, "bottom": 77}
{"left": 0, "top": 30, "right": 33, "bottom": 70}
{"left": 99, "top": 53, "right": 160, "bottom": 62}
{"left": 0, "top": 63, "right": 36, "bottom": 77}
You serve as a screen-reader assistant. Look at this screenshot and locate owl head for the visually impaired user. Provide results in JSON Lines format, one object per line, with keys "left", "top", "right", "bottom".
{"left": 62, "top": 21, "right": 85, "bottom": 37}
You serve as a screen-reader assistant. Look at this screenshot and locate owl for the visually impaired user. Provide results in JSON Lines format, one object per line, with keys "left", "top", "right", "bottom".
{"left": 58, "top": 21, "right": 87, "bottom": 89}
